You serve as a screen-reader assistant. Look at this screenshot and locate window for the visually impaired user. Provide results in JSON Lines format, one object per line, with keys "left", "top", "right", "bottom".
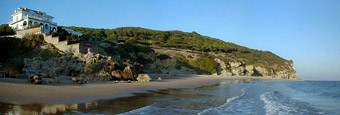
{"left": 23, "top": 21, "right": 27, "bottom": 26}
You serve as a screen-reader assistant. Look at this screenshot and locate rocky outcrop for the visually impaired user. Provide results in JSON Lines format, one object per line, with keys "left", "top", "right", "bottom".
{"left": 144, "top": 53, "right": 197, "bottom": 74}
{"left": 214, "top": 59, "right": 232, "bottom": 76}
{"left": 111, "top": 70, "right": 125, "bottom": 80}
{"left": 137, "top": 74, "right": 152, "bottom": 82}
{"left": 28, "top": 74, "right": 43, "bottom": 84}
{"left": 22, "top": 51, "right": 142, "bottom": 82}
{"left": 72, "top": 77, "right": 84, "bottom": 84}
{"left": 111, "top": 66, "right": 138, "bottom": 80}
{"left": 110, "top": 62, "right": 140, "bottom": 81}
{"left": 214, "top": 58, "right": 298, "bottom": 80}
{"left": 23, "top": 56, "right": 84, "bottom": 78}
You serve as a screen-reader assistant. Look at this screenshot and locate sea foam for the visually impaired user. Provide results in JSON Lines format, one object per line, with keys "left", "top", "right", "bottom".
{"left": 197, "top": 86, "right": 250, "bottom": 115}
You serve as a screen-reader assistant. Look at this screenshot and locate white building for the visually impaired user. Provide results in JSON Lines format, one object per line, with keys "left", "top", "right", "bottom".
{"left": 7, "top": 7, "right": 58, "bottom": 34}
{"left": 63, "top": 28, "right": 83, "bottom": 36}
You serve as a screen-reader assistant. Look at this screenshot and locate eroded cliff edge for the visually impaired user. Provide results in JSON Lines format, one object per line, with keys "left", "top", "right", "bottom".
{"left": 152, "top": 47, "right": 297, "bottom": 79}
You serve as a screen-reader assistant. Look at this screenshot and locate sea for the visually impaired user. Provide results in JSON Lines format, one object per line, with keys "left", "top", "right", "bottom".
{"left": 1, "top": 80, "right": 340, "bottom": 115}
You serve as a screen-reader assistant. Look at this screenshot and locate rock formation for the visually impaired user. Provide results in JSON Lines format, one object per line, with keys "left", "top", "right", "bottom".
{"left": 28, "top": 74, "right": 43, "bottom": 84}
{"left": 137, "top": 74, "right": 152, "bottom": 82}
{"left": 144, "top": 54, "right": 197, "bottom": 74}
{"left": 214, "top": 58, "right": 298, "bottom": 79}
{"left": 22, "top": 51, "right": 142, "bottom": 82}
{"left": 72, "top": 77, "right": 84, "bottom": 84}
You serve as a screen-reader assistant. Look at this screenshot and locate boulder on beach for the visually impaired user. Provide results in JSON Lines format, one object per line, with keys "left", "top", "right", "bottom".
{"left": 28, "top": 74, "right": 43, "bottom": 84}
{"left": 111, "top": 62, "right": 140, "bottom": 81}
{"left": 137, "top": 74, "right": 152, "bottom": 82}
{"left": 72, "top": 77, "right": 84, "bottom": 84}
{"left": 111, "top": 70, "right": 125, "bottom": 80}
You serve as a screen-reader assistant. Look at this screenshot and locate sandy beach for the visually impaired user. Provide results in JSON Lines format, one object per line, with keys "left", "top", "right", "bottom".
{"left": 0, "top": 74, "right": 298, "bottom": 105}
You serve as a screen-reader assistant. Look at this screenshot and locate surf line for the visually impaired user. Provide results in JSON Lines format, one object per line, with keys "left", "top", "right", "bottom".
{"left": 198, "top": 85, "right": 251, "bottom": 115}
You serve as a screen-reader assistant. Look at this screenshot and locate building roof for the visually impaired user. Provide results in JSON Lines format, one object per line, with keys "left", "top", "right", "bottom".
{"left": 12, "top": 7, "right": 54, "bottom": 19}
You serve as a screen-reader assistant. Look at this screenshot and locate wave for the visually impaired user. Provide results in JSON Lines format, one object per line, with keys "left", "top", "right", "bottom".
{"left": 120, "top": 81, "right": 335, "bottom": 115}
{"left": 197, "top": 86, "right": 250, "bottom": 115}
{"left": 260, "top": 91, "right": 324, "bottom": 115}
{"left": 119, "top": 103, "right": 200, "bottom": 115}
{"left": 118, "top": 104, "right": 156, "bottom": 115}
{"left": 260, "top": 91, "right": 297, "bottom": 115}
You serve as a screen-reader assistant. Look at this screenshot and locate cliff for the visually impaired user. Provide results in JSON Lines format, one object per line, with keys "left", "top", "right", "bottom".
{"left": 61, "top": 26, "right": 298, "bottom": 80}
{"left": 0, "top": 26, "right": 298, "bottom": 81}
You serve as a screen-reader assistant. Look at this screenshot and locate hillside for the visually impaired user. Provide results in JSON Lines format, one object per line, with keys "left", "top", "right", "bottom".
{"left": 63, "top": 26, "right": 297, "bottom": 79}
{"left": 0, "top": 25, "right": 297, "bottom": 81}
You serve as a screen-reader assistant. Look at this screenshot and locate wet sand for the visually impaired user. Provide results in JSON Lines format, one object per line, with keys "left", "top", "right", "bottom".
{"left": 0, "top": 74, "right": 298, "bottom": 104}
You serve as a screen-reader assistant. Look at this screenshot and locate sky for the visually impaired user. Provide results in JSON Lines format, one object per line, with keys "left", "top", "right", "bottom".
{"left": 1, "top": 0, "right": 339, "bottom": 80}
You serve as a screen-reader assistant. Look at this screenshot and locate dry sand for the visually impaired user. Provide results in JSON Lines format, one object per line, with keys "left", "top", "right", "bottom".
{"left": 0, "top": 74, "right": 297, "bottom": 104}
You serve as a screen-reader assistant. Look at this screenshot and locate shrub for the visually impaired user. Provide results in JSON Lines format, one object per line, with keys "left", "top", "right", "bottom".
{"left": 116, "top": 47, "right": 129, "bottom": 59}
{"left": 39, "top": 49, "right": 61, "bottom": 61}
{"left": 126, "top": 38, "right": 137, "bottom": 43}
{"left": 187, "top": 55, "right": 193, "bottom": 58}
{"left": 51, "top": 31, "right": 58, "bottom": 37}
{"left": 23, "top": 34, "right": 44, "bottom": 42}
{"left": 66, "top": 34, "right": 80, "bottom": 43}
{"left": 189, "top": 54, "right": 218, "bottom": 74}
{"left": 0, "top": 24, "right": 15, "bottom": 36}
{"left": 157, "top": 53, "right": 171, "bottom": 60}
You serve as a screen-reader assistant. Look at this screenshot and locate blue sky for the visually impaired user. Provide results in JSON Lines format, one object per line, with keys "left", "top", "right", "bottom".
{"left": 1, "top": 0, "right": 339, "bottom": 80}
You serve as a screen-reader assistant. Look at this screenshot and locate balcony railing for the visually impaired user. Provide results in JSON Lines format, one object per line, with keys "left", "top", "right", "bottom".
{"left": 23, "top": 15, "right": 57, "bottom": 25}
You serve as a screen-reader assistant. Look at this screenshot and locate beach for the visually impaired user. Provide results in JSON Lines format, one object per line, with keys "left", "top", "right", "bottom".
{"left": 0, "top": 74, "right": 289, "bottom": 105}
{"left": 1, "top": 75, "right": 338, "bottom": 115}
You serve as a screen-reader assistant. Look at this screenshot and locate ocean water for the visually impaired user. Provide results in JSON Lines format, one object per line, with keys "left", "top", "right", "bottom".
{"left": 1, "top": 80, "right": 340, "bottom": 115}
{"left": 121, "top": 81, "right": 340, "bottom": 115}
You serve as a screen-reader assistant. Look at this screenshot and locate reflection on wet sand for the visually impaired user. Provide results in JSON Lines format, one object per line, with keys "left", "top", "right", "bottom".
{"left": 0, "top": 102, "right": 98, "bottom": 114}
{"left": 0, "top": 79, "right": 252, "bottom": 114}
{"left": 220, "top": 79, "right": 252, "bottom": 84}
{"left": 0, "top": 94, "right": 154, "bottom": 114}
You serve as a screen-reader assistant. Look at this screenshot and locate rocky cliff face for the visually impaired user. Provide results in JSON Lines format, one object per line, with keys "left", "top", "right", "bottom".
{"left": 62, "top": 26, "right": 299, "bottom": 80}
{"left": 1, "top": 27, "right": 299, "bottom": 81}
{"left": 21, "top": 48, "right": 196, "bottom": 82}
{"left": 151, "top": 48, "right": 298, "bottom": 80}
{"left": 214, "top": 58, "right": 297, "bottom": 79}
{"left": 21, "top": 47, "right": 297, "bottom": 81}
{"left": 139, "top": 53, "right": 197, "bottom": 74}
{"left": 22, "top": 52, "right": 143, "bottom": 82}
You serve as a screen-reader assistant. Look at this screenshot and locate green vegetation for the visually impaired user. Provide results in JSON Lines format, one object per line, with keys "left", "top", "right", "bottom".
{"left": 39, "top": 49, "right": 62, "bottom": 61}
{"left": 0, "top": 24, "right": 15, "bottom": 36}
{"left": 103, "top": 42, "right": 154, "bottom": 64}
{"left": 22, "top": 34, "right": 44, "bottom": 47}
{"left": 0, "top": 37, "right": 37, "bottom": 77}
{"left": 52, "top": 27, "right": 81, "bottom": 44}
{"left": 63, "top": 26, "right": 254, "bottom": 52}
{"left": 0, "top": 34, "right": 45, "bottom": 63}
{"left": 63, "top": 26, "right": 292, "bottom": 74}
{"left": 0, "top": 35, "right": 62, "bottom": 77}
{"left": 0, "top": 37, "right": 34, "bottom": 62}
{"left": 189, "top": 53, "right": 219, "bottom": 74}
{"left": 66, "top": 34, "right": 81, "bottom": 43}
{"left": 156, "top": 53, "right": 171, "bottom": 60}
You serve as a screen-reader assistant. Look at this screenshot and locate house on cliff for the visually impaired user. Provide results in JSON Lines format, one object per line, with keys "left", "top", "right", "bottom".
{"left": 8, "top": 7, "right": 57, "bottom": 34}
{"left": 7, "top": 7, "right": 96, "bottom": 54}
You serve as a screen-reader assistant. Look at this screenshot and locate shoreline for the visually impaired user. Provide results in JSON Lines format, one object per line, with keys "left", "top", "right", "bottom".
{"left": 0, "top": 74, "right": 302, "bottom": 105}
